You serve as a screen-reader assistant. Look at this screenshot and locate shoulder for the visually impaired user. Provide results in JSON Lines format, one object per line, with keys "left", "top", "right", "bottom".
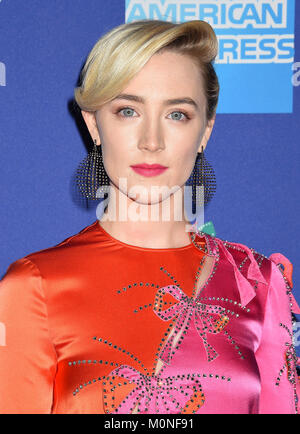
{"left": 1, "top": 220, "right": 99, "bottom": 282}
{"left": 215, "top": 234, "right": 267, "bottom": 257}
{"left": 203, "top": 232, "right": 272, "bottom": 281}
{"left": 1, "top": 257, "right": 40, "bottom": 287}
{"left": 27, "top": 220, "right": 98, "bottom": 265}
{"left": 211, "top": 233, "right": 299, "bottom": 312}
{"left": 0, "top": 258, "right": 44, "bottom": 316}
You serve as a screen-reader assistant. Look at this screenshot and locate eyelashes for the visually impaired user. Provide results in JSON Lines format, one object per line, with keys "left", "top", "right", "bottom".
{"left": 115, "top": 106, "right": 191, "bottom": 122}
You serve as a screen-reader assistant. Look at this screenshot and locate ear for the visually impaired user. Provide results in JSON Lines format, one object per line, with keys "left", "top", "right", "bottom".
{"left": 198, "top": 115, "right": 215, "bottom": 152}
{"left": 81, "top": 110, "right": 101, "bottom": 145}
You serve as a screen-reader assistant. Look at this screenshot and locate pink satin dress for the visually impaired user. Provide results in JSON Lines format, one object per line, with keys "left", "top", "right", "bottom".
{"left": 0, "top": 220, "right": 299, "bottom": 414}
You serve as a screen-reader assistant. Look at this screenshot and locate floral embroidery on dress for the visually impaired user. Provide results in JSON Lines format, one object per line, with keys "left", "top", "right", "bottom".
{"left": 276, "top": 323, "right": 298, "bottom": 387}
{"left": 153, "top": 284, "right": 229, "bottom": 364}
{"left": 68, "top": 335, "right": 232, "bottom": 414}
{"left": 102, "top": 365, "right": 206, "bottom": 414}
{"left": 269, "top": 253, "right": 300, "bottom": 413}
{"left": 275, "top": 322, "right": 299, "bottom": 413}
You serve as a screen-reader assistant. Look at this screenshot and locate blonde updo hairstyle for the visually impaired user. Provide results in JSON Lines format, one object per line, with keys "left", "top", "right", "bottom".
{"left": 74, "top": 19, "right": 219, "bottom": 122}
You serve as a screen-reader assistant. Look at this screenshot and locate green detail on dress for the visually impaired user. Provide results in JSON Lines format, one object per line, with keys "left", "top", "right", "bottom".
{"left": 198, "top": 221, "right": 216, "bottom": 237}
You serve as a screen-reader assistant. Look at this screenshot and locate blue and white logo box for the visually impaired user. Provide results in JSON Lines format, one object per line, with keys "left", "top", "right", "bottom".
{"left": 125, "top": 0, "right": 295, "bottom": 114}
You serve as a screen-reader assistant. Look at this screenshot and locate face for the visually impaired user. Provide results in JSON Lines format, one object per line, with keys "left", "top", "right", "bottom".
{"left": 81, "top": 50, "right": 215, "bottom": 207}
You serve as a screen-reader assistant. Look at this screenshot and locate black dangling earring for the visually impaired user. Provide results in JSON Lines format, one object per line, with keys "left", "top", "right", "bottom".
{"left": 186, "top": 145, "right": 217, "bottom": 215}
{"left": 76, "top": 139, "right": 110, "bottom": 200}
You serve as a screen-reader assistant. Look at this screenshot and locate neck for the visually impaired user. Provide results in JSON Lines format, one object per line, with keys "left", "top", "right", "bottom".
{"left": 98, "top": 184, "right": 197, "bottom": 249}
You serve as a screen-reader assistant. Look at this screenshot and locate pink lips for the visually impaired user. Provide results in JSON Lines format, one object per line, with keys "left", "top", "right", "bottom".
{"left": 130, "top": 164, "right": 168, "bottom": 177}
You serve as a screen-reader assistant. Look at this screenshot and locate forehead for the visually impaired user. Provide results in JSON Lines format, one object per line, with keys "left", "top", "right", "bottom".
{"left": 121, "top": 50, "right": 205, "bottom": 102}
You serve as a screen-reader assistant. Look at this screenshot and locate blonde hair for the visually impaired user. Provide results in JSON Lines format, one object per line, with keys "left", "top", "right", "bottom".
{"left": 74, "top": 19, "right": 219, "bottom": 121}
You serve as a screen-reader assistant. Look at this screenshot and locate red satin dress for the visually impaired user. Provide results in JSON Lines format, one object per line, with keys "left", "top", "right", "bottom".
{"left": 0, "top": 220, "right": 299, "bottom": 414}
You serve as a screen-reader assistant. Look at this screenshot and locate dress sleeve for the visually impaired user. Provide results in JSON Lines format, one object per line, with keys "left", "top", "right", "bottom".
{"left": 255, "top": 253, "right": 300, "bottom": 414}
{"left": 0, "top": 257, "right": 57, "bottom": 413}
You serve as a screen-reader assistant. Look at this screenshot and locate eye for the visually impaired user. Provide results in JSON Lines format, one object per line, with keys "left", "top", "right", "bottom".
{"left": 115, "top": 107, "right": 191, "bottom": 121}
{"left": 168, "top": 110, "right": 190, "bottom": 121}
{"left": 116, "top": 107, "right": 137, "bottom": 118}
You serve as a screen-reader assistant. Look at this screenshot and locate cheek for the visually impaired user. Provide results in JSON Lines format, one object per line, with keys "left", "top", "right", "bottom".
{"left": 99, "top": 129, "right": 129, "bottom": 162}
{"left": 96, "top": 113, "right": 126, "bottom": 145}
{"left": 166, "top": 151, "right": 197, "bottom": 188}
{"left": 100, "top": 142, "right": 131, "bottom": 183}
{"left": 100, "top": 127, "right": 123, "bottom": 148}
{"left": 174, "top": 144, "right": 198, "bottom": 168}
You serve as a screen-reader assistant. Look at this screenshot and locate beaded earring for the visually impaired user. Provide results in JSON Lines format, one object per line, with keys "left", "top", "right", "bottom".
{"left": 185, "top": 145, "right": 217, "bottom": 215}
{"left": 76, "top": 139, "right": 110, "bottom": 200}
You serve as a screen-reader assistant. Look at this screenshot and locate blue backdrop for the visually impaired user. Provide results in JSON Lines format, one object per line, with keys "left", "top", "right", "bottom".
{"left": 0, "top": 0, "right": 299, "bottom": 352}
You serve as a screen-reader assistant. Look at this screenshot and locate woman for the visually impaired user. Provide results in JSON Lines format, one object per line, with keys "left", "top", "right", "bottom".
{"left": 0, "top": 19, "right": 299, "bottom": 414}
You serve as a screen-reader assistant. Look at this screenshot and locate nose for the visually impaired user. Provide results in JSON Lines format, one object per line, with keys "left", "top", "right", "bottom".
{"left": 137, "top": 115, "right": 165, "bottom": 152}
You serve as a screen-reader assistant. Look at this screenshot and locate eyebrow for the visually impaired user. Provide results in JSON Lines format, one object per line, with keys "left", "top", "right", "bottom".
{"left": 112, "top": 93, "right": 199, "bottom": 110}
